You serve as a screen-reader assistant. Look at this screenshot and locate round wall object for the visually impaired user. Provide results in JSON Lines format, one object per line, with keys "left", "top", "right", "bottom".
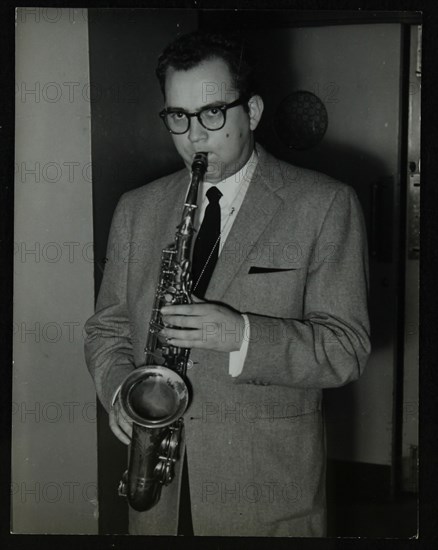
{"left": 274, "top": 90, "right": 328, "bottom": 150}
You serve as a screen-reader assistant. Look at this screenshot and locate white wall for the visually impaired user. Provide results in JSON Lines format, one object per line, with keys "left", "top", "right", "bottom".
{"left": 13, "top": 7, "right": 97, "bottom": 533}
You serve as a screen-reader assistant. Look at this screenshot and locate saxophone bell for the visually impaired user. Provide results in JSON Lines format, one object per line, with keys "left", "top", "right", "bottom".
{"left": 118, "top": 366, "right": 189, "bottom": 512}
{"left": 120, "top": 366, "right": 189, "bottom": 429}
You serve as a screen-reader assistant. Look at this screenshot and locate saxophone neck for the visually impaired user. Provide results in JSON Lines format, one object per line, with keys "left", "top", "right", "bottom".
{"left": 176, "top": 151, "right": 209, "bottom": 257}
{"left": 185, "top": 152, "right": 208, "bottom": 205}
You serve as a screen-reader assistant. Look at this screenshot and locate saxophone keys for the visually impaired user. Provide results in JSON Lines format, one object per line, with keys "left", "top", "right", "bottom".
{"left": 118, "top": 470, "right": 128, "bottom": 497}
{"left": 149, "top": 323, "right": 162, "bottom": 334}
{"left": 159, "top": 433, "right": 171, "bottom": 452}
{"left": 153, "top": 461, "right": 167, "bottom": 484}
{"left": 164, "top": 293, "right": 174, "bottom": 303}
{"left": 162, "top": 464, "right": 176, "bottom": 485}
{"left": 162, "top": 463, "right": 174, "bottom": 486}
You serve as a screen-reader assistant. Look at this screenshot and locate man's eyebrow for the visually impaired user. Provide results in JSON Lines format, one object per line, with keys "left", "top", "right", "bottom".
{"left": 165, "top": 101, "right": 227, "bottom": 112}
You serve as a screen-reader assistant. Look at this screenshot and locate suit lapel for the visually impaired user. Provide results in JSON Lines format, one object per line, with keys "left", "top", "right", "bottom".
{"left": 150, "top": 148, "right": 287, "bottom": 302}
{"left": 206, "top": 146, "right": 284, "bottom": 301}
{"left": 154, "top": 169, "right": 190, "bottom": 248}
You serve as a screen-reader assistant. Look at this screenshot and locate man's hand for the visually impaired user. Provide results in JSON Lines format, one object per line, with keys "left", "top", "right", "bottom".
{"left": 109, "top": 396, "right": 133, "bottom": 445}
{"left": 160, "top": 299, "right": 245, "bottom": 352}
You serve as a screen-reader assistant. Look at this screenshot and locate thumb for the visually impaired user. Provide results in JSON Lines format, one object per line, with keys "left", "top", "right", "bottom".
{"left": 191, "top": 294, "right": 205, "bottom": 304}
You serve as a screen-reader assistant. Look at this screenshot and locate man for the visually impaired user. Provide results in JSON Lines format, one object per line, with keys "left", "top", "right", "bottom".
{"left": 85, "top": 31, "right": 371, "bottom": 537}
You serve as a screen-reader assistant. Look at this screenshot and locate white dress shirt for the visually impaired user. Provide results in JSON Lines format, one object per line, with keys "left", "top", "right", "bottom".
{"left": 193, "top": 149, "right": 258, "bottom": 377}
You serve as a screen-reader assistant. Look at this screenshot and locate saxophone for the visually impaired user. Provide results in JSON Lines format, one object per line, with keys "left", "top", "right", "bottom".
{"left": 117, "top": 152, "right": 208, "bottom": 511}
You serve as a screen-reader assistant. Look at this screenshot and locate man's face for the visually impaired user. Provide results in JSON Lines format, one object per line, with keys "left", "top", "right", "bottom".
{"left": 164, "top": 57, "right": 260, "bottom": 183}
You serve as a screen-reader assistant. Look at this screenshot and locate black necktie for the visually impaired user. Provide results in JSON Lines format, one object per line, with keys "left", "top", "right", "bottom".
{"left": 191, "top": 186, "right": 222, "bottom": 298}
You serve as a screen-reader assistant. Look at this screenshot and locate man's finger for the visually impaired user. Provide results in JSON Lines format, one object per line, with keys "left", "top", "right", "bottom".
{"left": 166, "top": 337, "right": 207, "bottom": 350}
{"left": 111, "top": 423, "right": 131, "bottom": 445}
{"left": 109, "top": 409, "right": 131, "bottom": 445}
{"left": 161, "top": 304, "right": 205, "bottom": 316}
{"left": 162, "top": 314, "right": 201, "bottom": 328}
{"left": 117, "top": 406, "right": 134, "bottom": 437}
{"left": 161, "top": 328, "right": 201, "bottom": 341}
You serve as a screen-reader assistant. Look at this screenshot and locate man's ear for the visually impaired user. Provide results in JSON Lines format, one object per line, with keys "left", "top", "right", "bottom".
{"left": 247, "top": 95, "right": 264, "bottom": 131}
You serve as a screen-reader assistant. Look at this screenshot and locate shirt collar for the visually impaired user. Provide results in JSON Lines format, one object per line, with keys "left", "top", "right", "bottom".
{"left": 202, "top": 149, "right": 258, "bottom": 207}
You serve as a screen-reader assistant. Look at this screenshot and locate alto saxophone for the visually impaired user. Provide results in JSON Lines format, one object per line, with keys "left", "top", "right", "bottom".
{"left": 117, "top": 152, "right": 208, "bottom": 511}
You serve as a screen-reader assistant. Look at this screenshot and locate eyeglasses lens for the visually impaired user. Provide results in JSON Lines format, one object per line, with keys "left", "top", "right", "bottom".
{"left": 165, "top": 108, "right": 225, "bottom": 134}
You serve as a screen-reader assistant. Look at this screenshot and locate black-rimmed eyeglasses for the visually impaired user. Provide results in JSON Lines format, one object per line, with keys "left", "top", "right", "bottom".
{"left": 159, "top": 97, "right": 247, "bottom": 135}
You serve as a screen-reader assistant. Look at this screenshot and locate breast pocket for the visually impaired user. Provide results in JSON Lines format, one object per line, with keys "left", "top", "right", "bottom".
{"left": 240, "top": 266, "right": 306, "bottom": 317}
{"left": 248, "top": 266, "right": 300, "bottom": 274}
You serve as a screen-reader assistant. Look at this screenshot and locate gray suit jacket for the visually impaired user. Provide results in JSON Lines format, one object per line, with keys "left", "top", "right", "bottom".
{"left": 84, "top": 144, "right": 371, "bottom": 536}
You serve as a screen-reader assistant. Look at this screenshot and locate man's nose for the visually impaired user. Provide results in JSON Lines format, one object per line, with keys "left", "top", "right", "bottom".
{"left": 187, "top": 116, "right": 208, "bottom": 143}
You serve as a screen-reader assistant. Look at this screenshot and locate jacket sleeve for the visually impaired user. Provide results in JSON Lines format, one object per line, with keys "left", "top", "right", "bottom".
{"left": 84, "top": 195, "right": 136, "bottom": 412}
{"left": 236, "top": 186, "right": 371, "bottom": 389}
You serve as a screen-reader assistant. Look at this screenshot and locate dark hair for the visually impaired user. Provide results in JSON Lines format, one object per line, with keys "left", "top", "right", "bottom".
{"left": 156, "top": 31, "right": 257, "bottom": 100}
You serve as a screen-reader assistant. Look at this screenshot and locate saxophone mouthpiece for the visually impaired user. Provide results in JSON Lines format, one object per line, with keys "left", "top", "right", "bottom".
{"left": 192, "top": 152, "right": 208, "bottom": 174}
